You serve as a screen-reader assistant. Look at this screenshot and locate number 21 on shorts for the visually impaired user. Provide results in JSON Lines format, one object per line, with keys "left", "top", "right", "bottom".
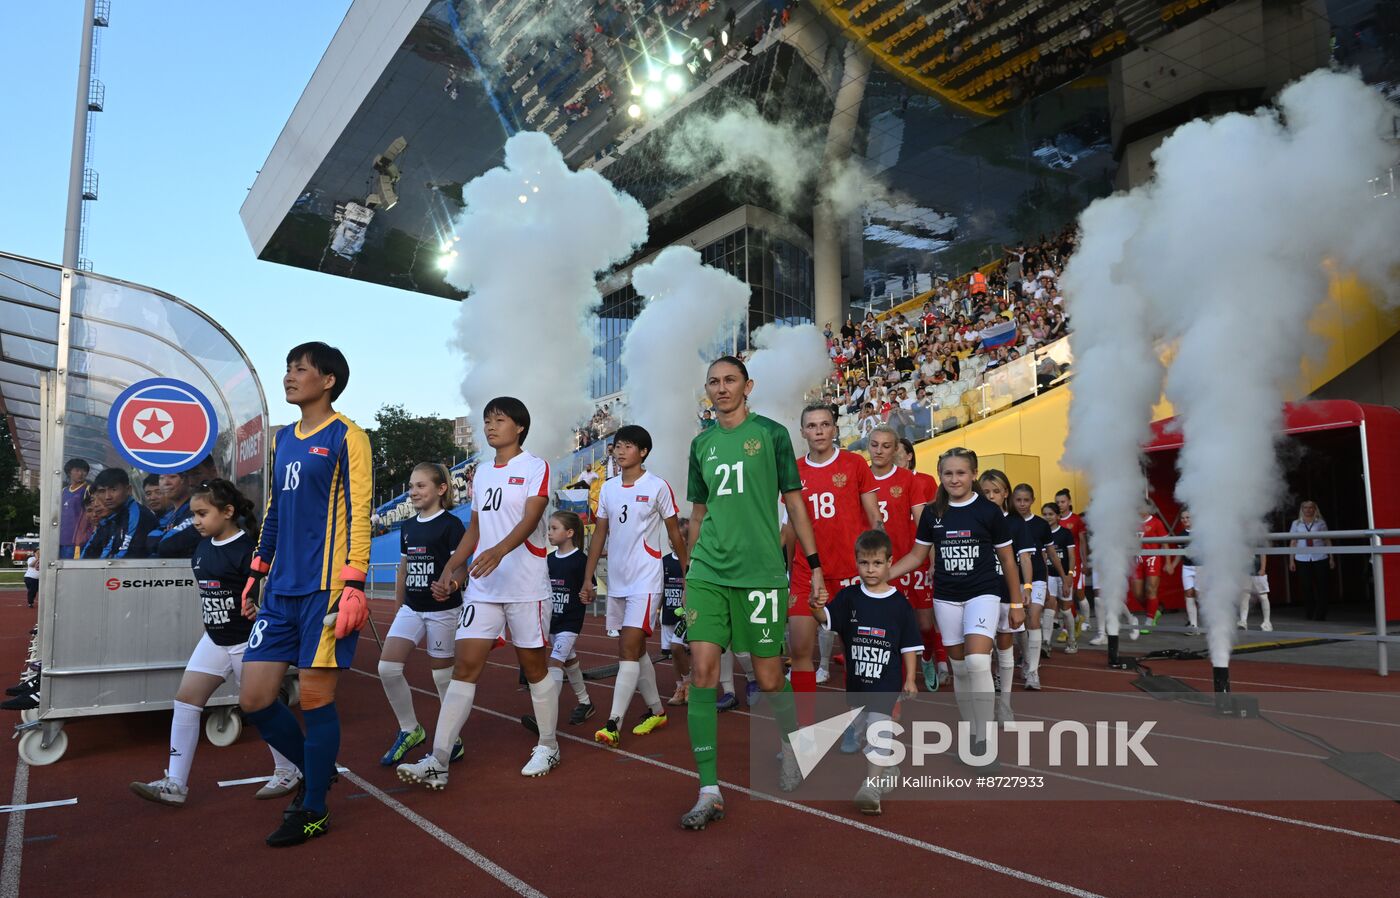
{"left": 747, "top": 588, "right": 779, "bottom": 624}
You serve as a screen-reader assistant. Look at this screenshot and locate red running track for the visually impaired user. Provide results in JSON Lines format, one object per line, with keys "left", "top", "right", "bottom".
{"left": 0, "top": 588, "right": 1396, "bottom": 897}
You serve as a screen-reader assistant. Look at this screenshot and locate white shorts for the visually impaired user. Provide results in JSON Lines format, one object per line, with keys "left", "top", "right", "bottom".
{"left": 456, "top": 599, "right": 549, "bottom": 648}
{"left": 386, "top": 604, "right": 459, "bottom": 659}
{"left": 1048, "top": 576, "right": 1062, "bottom": 601}
{"left": 1029, "top": 581, "right": 1048, "bottom": 607}
{"left": 997, "top": 603, "right": 1026, "bottom": 634}
{"left": 186, "top": 633, "right": 247, "bottom": 680}
{"left": 1181, "top": 566, "right": 1197, "bottom": 592}
{"left": 549, "top": 630, "right": 580, "bottom": 664}
{"left": 1248, "top": 575, "right": 1269, "bottom": 597}
{"left": 933, "top": 595, "right": 1000, "bottom": 646}
{"left": 661, "top": 623, "right": 686, "bottom": 650}
{"left": 606, "top": 593, "right": 657, "bottom": 635}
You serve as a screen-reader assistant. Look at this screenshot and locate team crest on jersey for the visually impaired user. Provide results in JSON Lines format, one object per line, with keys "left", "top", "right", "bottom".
{"left": 637, "top": 495, "right": 650, "bottom": 502}
{"left": 509, "top": 476, "right": 525, "bottom": 485}
{"left": 891, "top": 486, "right": 904, "bottom": 498}
{"left": 832, "top": 473, "right": 848, "bottom": 489}
{"left": 743, "top": 438, "right": 762, "bottom": 456}
{"left": 308, "top": 446, "right": 330, "bottom": 457}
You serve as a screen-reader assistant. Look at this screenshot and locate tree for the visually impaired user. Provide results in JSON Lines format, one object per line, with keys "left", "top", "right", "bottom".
{"left": 0, "top": 416, "right": 39, "bottom": 544}
{"left": 363, "top": 404, "right": 458, "bottom": 506}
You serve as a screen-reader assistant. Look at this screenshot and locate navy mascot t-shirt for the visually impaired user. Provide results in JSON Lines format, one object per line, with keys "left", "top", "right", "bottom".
{"left": 400, "top": 510, "right": 466, "bottom": 612}
{"left": 549, "top": 549, "right": 590, "bottom": 635}
{"left": 822, "top": 583, "right": 922, "bottom": 714}
{"left": 1020, "top": 513, "right": 1054, "bottom": 583}
{"left": 192, "top": 530, "right": 257, "bottom": 647}
{"left": 661, "top": 553, "right": 685, "bottom": 627}
{"left": 914, "top": 495, "right": 1013, "bottom": 602}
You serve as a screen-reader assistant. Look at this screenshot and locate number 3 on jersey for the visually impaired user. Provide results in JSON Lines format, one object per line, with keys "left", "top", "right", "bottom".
{"left": 747, "top": 588, "right": 779, "bottom": 624}
{"left": 715, "top": 461, "right": 745, "bottom": 495}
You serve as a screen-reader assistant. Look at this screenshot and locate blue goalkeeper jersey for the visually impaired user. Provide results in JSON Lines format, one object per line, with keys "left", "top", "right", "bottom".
{"left": 257, "top": 413, "right": 372, "bottom": 595}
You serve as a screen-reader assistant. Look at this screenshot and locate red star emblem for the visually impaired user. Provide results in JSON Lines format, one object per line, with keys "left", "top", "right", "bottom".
{"left": 137, "top": 410, "right": 167, "bottom": 438}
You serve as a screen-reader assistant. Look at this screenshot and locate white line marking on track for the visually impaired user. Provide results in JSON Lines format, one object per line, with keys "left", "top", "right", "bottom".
{"left": 0, "top": 799, "right": 75, "bottom": 814}
{"left": 0, "top": 762, "right": 27, "bottom": 898}
{"left": 1013, "top": 764, "right": 1400, "bottom": 845}
{"left": 218, "top": 765, "right": 346, "bottom": 788}
{"left": 346, "top": 666, "right": 1105, "bottom": 897}
{"left": 338, "top": 768, "right": 548, "bottom": 898}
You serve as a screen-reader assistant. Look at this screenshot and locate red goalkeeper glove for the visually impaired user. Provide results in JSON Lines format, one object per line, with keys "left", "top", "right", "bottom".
{"left": 332, "top": 565, "right": 368, "bottom": 639}
{"left": 242, "top": 556, "right": 270, "bottom": 619}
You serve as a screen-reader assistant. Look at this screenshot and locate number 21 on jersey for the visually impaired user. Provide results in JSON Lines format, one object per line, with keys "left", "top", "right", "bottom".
{"left": 715, "top": 461, "right": 745, "bottom": 495}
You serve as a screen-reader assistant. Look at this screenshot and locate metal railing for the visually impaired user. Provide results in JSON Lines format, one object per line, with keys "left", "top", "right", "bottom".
{"left": 1135, "top": 529, "right": 1399, "bottom": 676}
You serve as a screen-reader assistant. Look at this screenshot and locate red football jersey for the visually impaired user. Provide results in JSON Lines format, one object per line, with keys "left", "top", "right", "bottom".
{"left": 1136, "top": 514, "right": 1168, "bottom": 558}
{"left": 1059, "top": 510, "right": 1087, "bottom": 551}
{"left": 911, "top": 470, "right": 937, "bottom": 507}
{"left": 791, "top": 449, "right": 877, "bottom": 580}
{"left": 872, "top": 465, "right": 921, "bottom": 561}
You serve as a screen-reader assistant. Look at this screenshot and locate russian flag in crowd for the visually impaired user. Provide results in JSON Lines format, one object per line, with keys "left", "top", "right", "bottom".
{"left": 980, "top": 320, "right": 1018, "bottom": 348}
{"left": 556, "top": 488, "right": 592, "bottom": 522}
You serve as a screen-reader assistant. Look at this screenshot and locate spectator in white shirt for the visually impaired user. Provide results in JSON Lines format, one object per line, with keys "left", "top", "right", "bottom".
{"left": 1288, "top": 500, "right": 1334, "bottom": 621}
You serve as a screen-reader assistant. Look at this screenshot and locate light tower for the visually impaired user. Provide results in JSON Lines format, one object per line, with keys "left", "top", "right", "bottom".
{"left": 62, "top": 0, "right": 110, "bottom": 271}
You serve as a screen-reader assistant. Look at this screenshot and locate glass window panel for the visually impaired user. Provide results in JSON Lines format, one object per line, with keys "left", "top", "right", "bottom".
{"left": 0, "top": 300, "right": 59, "bottom": 343}
{"left": 0, "top": 361, "right": 40, "bottom": 386}
{"left": 0, "top": 258, "right": 61, "bottom": 308}
{"left": 1, "top": 333, "right": 57, "bottom": 368}
{"left": 1, "top": 382, "right": 39, "bottom": 404}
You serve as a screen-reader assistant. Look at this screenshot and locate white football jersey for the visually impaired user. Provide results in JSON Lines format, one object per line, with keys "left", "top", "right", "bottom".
{"left": 596, "top": 470, "right": 677, "bottom": 597}
{"left": 467, "top": 450, "right": 550, "bottom": 603}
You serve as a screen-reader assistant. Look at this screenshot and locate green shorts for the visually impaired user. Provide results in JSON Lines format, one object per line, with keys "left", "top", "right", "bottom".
{"left": 683, "top": 579, "right": 789, "bottom": 658}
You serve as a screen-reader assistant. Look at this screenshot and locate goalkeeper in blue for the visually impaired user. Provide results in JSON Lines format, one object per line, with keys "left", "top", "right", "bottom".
{"left": 238, "top": 342, "right": 373, "bottom": 848}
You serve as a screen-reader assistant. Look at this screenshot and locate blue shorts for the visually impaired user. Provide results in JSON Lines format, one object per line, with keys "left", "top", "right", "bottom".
{"left": 243, "top": 590, "right": 358, "bottom": 669}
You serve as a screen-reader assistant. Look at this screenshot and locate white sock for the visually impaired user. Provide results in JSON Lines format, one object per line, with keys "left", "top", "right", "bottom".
{"left": 964, "top": 653, "right": 995, "bottom": 742}
{"left": 1026, "top": 629, "right": 1043, "bottom": 675}
{"left": 431, "top": 666, "right": 453, "bottom": 703}
{"left": 431, "top": 680, "right": 476, "bottom": 765}
{"left": 1078, "top": 598, "right": 1092, "bottom": 622}
{"left": 1041, "top": 610, "right": 1054, "bottom": 645}
{"left": 949, "top": 658, "right": 972, "bottom": 723}
{"left": 378, "top": 660, "right": 418, "bottom": 732}
{"left": 1186, "top": 596, "right": 1198, "bottom": 628}
{"left": 548, "top": 666, "right": 565, "bottom": 688}
{"left": 1239, "top": 596, "right": 1250, "bottom": 625}
{"left": 719, "top": 650, "right": 736, "bottom": 696}
{"left": 563, "top": 658, "right": 589, "bottom": 703}
{"left": 997, "top": 646, "right": 1015, "bottom": 695}
{"left": 529, "top": 676, "right": 560, "bottom": 749}
{"left": 637, "top": 653, "right": 663, "bottom": 715}
{"left": 700, "top": 784, "right": 721, "bottom": 797}
{"left": 267, "top": 744, "right": 296, "bottom": 773}
{"left": 818, "top": 628, "right": 834, "bottom": 671}
{"left": 167, "top": 700, "right": 201, "bottom": 788}
{"left": 1259, "top": 595, "right": 1271, "bottom": 626}
{"left": 735, "top": 652, "right": 756, "bottom": 680}
{"left": 610, "top": 660, "right": 640, "bottom": 722}
{"left": 1059, "top": 609, "right": 1076, "bottom": 643}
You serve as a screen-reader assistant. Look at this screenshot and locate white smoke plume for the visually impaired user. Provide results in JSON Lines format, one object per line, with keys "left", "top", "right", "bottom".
{"left": 665, "top": 101, "right": 890, "bottom": 217}
{"left": 1067, "top": 69, "right": 1400, "bottom": 664}
{"left": 1060, "top": 193, "right": 1165, "bottom": 638}
{"left": 745, "top": 323, "right": 834, "bottom": 450}
{"left": 621, "top": 246, "right": 749, "bottom": 512}
{"left": 445, "top": 131, "right": 648, "bottom": 464}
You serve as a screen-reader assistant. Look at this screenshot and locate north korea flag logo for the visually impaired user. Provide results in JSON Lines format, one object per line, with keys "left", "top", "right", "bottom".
{"left": 108, "top": 378, "right": 219, "bottom": 473}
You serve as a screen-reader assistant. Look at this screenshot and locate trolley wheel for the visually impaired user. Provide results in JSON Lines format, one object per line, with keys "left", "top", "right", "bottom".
{"left": 17, "top": 728, "right": 67, "bottom": 766}
{"left": 204, "top": 707, "right": 242, "bottom": 747}
{"left": 19, "top": 707, "right": 39, "bottom": 725}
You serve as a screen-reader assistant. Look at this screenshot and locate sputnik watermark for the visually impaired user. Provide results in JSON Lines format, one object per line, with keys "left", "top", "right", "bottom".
{"left": 788, "top": 708, "right": 1158, "bottom": 775}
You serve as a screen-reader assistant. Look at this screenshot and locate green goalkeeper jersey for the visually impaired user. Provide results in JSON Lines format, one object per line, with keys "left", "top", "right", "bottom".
{"left": 686, "top": 412, "right": 801, "bottom": 587}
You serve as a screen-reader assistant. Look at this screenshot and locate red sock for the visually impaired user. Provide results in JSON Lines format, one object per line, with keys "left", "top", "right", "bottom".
{"left": 1146, "top": 596, "right": 1160, "bottom": 618}
{"left": 791, "top": 669, "right": 817, "bottom": 726}
{"left": 932, "top": 630, "right": 948, "bottom": 665}
{"left": 921, "top": 626, "right": 938, "bottom": 663}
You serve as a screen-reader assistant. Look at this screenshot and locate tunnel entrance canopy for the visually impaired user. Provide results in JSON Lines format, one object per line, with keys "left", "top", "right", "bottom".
{"left": 0, "top": 251, "right": 268, "bottom": 525}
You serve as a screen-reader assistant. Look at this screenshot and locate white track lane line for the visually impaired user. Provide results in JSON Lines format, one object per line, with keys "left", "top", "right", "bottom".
{"left": 338, "top": 767, "right": 547, "bottom": 898}
{"left": 350, "top": 657, "right": 1400, "bottom": 851}
{"left": 346, "top": 666, "right": 1105, "bottom": 896}
{"left": 0, "top": 762, "right": 27, "bottom": 898}
{"left": 0, "top": 799, "right": 75, "bottom": 813}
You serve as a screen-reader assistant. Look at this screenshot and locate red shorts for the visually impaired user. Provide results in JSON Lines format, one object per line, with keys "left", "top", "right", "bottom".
{"left": 789, "top": 569, "right": 850, "bottom": 615}
{"left": 898, "top": 569, "right": 933, "bottom": 610}
{"left": 1132, "top": 556, "right": 1163, "bottom": 581}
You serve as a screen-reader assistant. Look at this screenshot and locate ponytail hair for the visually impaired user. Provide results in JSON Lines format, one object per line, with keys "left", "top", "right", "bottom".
{"left": 932, "top": 447, "right": 979, "bottom": 520}
{"left": 413, "top": 462, "right": 456, "bottom": 510}
{"left": 189, "top": 478, "right": 259, "bottom": 543}
{"left": 978, "top": 469, "right": 1012, "bottom": 512}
